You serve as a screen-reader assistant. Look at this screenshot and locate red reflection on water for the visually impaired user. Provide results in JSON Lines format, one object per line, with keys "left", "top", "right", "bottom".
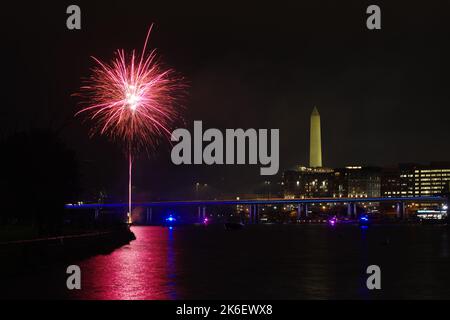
{"left": 71, "top": 226, "right": 176, "bottom": 300}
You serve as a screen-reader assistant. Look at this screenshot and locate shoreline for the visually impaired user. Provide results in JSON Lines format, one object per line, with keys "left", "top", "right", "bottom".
{"left": 0, "top": 226, "right": 135, "bottom": 274}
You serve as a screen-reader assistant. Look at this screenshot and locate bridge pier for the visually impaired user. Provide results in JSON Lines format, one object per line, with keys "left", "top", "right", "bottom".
{"left": 297, "top": 203, "right": 309, "bottom": 219}
{"left": 198, "top": 206, "right": 206, "bottom": 222}
{"left": 347, "top": 202, "right": 357, "bottom": 218}
{"left": 146, "top": 207, "right": 152, "bottom": 225}
{"left": 396, "top": 202, "right": 406, "bottom": 220}
{"left": 248, "top": 204, "right": 259, "bottom": 224}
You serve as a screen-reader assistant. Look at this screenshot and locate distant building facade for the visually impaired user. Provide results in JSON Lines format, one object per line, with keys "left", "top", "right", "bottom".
{"left": 283, "top": 166, "right": 381, "bottom": 199}
{"left": 382, "top": 162, "right": 450, "bottom": 198}
{"left": 334, "top": 166, "right": 381, "bottom": 198}
{"left": 283, "top": 163, "right": 450, "bottom": 199}
{"left": 282, "top": 166, "right": 333, "bottom": 198}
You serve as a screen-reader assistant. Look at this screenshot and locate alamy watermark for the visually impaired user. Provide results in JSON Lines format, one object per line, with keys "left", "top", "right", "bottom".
{"left": 366, "top": 265, "right": 381, "bottom": 290}
{"left": 366, "top": 5, "right": 381, "bottom": 30}
{"left": 66, "top": 265, "right": 81, "bottom": 290}
{"left": 171, "top": 121, "right": 279, "bottom": 175}
{"left": 66, "top": 5, "right": 380, "bottom": 31}
{"left": 66, "top": 5, "right": 81, "bottom": 30}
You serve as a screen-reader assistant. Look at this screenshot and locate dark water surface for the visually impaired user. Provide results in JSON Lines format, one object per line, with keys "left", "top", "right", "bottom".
{"left": 3, "top": 225, "right": 450, "bottom": 299}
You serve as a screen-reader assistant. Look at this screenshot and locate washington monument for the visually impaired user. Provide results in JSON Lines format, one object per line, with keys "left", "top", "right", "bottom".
{"left": 309, "top": 106, "right": 322, "bottom": 167}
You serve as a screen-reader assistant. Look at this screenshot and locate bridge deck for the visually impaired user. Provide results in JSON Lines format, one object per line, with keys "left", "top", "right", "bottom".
{"left": 66, "top": 196, "right": 445, "bottom": 209}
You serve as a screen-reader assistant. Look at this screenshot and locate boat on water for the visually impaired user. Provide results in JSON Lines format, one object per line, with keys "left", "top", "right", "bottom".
{"left": 359, "top": 214, "right": 371, "bottom": 227}
{"left": 417, "top": 209, "right": 448, "bottom": 224}
{"left": 224, "top": 222, "right": 245, "bottom": 230}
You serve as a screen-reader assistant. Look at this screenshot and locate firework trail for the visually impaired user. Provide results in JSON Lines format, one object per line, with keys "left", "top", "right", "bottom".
{"left": 76, "top": 24, "right": 185, "bottom": 217}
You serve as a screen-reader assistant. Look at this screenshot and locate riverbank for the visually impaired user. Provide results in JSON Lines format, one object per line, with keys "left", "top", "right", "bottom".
{"left": 0, "top": 225, "right": 135, "bottom": 274}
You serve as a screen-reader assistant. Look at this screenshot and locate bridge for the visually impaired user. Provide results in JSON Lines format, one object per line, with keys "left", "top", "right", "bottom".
{"left": 66, "top": 196, "right": 447, "bottom": 223}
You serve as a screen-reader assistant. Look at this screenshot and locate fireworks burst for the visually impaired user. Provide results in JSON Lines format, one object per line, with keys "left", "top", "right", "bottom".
{"left": 75, "top": 24, "right": 185, "bottom": 216}
{"left": 76, "top": 24, "right": 185, "bottom": 153}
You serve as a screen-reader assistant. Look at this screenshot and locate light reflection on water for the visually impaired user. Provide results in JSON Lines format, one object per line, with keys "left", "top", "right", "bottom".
{"left": 67, "top": 224, "right": 450, "bottom": 300}
{"left": 71, "top": 227, "right": 177, "bottom": 300}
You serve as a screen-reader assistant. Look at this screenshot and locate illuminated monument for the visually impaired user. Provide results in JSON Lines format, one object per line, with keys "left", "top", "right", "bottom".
{"left": 309, "top": 106, "right": 322, "bottom": 168}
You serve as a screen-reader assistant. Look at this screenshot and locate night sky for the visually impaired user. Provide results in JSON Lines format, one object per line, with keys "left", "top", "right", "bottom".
{"left": 2, "top": 1, "right": 450, "bottom": 200}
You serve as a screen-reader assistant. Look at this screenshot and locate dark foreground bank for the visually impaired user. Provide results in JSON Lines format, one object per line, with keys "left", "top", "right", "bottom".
{"left": 0, "top": 225, "right": 135, "bottom": 276}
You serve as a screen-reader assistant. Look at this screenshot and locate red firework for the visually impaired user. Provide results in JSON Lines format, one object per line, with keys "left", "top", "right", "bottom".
{"left": 75, "top": 25, "right": 185, "bottom": 216}
{"left": 76, "top": 24, "right": 184, "bottom": 153}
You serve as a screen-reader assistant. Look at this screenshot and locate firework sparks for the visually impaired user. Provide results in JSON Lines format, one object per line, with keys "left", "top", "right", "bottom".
{"left": 75, "top": 24, "right": 185, "bottom": 216}
{"left": 76, "top": 24, "right": 184, "bottom": 153}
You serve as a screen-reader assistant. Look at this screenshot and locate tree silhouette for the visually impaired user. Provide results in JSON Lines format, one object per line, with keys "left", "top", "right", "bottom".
{"left": 0, "top": 129, "right": 80, "bottom": 236}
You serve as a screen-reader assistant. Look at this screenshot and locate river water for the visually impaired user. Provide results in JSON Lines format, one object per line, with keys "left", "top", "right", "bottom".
{"left": 3, "top": 224, "right": 450, "bottom": 299}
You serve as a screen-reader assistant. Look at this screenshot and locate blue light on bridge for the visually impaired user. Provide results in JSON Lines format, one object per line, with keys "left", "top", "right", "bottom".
{"left": 359, "top": 214, "right": 370, "bottom": 226}
{"left": 165, "top": 214, "right": 177, "bottom": 225}
{"left": 165, "top": 215, "right": 176, "bottom": 223}
{"left": 165, "top": 214, "right": 177, "bottom": 228}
